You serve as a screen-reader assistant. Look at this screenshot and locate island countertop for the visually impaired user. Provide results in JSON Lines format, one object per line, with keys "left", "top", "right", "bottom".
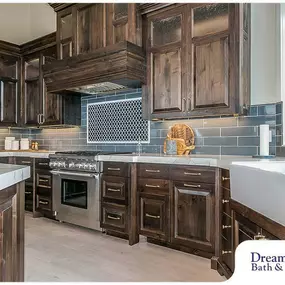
{"left": 97, "top": 153, "right": 285, "bottom": 169}
{"left": 0, "top": 163, "right": 30, "bottom": 191}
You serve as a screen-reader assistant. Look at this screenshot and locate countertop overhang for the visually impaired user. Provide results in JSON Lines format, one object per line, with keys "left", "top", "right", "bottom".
{"left": 97, "top": 153, "right": 285, "bottom": 169}
{"left": 0, "top": 163, "right": 30, "bottom": 191}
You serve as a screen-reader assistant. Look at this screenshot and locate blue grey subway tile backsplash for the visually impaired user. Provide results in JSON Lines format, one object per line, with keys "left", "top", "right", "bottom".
{"left": 2, "top": 91, "right": 282, "bottom": 157}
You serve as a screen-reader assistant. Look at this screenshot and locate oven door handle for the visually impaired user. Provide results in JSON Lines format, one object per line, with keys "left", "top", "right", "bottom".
{"left": 50, "top": 170, "right": 99, "bottom": 178}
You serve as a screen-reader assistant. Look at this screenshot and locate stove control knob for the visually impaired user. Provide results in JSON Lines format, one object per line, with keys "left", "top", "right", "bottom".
{"left": 69, "top": 162, "right": 75, "bottom": 168}
{"left": 89, "top": 164, "right": 97, "bottom": 171}
{"left": 58, "top": 161, "right": 66, "bottom": 168}
{"left": 49, "top": 161, "right": 55, "bottom": 168}
{"left": 83, "top": 163, "right": 90, "bottom": 170}
{"left": 76, "top": 163, "right": 83, "bottom": 169}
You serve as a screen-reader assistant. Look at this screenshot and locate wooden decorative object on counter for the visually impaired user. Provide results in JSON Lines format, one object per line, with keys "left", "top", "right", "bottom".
{"left": 163, "top": 124, "right": 195, "bottom": 155}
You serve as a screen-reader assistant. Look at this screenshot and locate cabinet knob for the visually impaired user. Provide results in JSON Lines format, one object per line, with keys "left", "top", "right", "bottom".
{"left": 222, "top": 176, "right": 230, "bottom": 181}
{"left": 222, "top": 199, "right": 230, "bottom": 204}
{"left": 222, "top": 225, "right": 232, "bottom": 229}
{"left": 254, "top": 233, "right": 267, "bottom": 240}
{"left": 222, "top": 250, "right": 232, "bottom": 255}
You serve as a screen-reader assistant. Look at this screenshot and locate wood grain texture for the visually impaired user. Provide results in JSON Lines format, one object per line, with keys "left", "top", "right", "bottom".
{"left": 152, "top": 49, "right": 182, "bottom": 112}
{"left": 139, "top": 193, "right": 169, "bottom": 241}
{"left": 230, "top": 199, "right": 285, "bottom": 240}
{"left": 43, "top": 41, "right": 146, "bottom": 92}
{"left": 128, "top": 163, "right": 139, "bottom": 245}
{"left": 194, "top": 37, "right": 229, "bottom": 109}
{"left": 0, "top": 183, "right": 25, "bottom": 281}
{"left": 172, "top": 183, "right": 215, "bottom": 253}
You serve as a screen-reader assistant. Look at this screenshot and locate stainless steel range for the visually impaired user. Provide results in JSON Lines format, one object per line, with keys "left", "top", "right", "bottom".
{"left": 49, "top": 151, "right": 125, "bottom": 231}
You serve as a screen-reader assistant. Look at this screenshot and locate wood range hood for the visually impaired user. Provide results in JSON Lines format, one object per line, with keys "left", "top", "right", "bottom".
{"left": 43, "top": 41, "right": 146, "bottom": 95}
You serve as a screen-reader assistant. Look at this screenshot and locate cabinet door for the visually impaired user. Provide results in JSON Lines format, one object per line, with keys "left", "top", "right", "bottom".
{"left": 146, "top": 8, "right": 188, "bottom": 118}
{"left": 139, "top": 193, "right": 169, "bottom": 241}
{"left": 172, "top": 182, "right": 215, "bottom": 252}
{"left": 57, "top": 7, "right": 73, "bottom": 59}
{"left": 0, "top": 54, "right": 19, "bottom": 126}
{"left": 42, "top": 49, "right": 62, "bottom": 125}
{"left": 25, "top": 79, "right": 40, "bottom": 125}
{"left": 24, "top": 58, "right": 40, "bottom": 125}
{"left": 190, "top": 4, "right": 235, "bottom": 115}
{"left": 76, "top": 4, "right": 104, "bottom": 54}
{"left": 0, "top": 80, "right": 18, "bottom": 125}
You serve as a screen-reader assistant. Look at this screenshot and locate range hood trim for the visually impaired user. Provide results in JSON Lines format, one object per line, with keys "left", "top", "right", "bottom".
{"left": 43, "top": 41, "right": 146, "bottom": 94}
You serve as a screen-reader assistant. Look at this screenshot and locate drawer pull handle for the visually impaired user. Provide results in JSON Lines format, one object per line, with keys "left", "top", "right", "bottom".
{"left": 145, "top": 169, "right": 160, "bottom": 173}
{"left": 184, "top": 183, "right": 201, "bottom": 188}
{"left": 254, "top": 233, "right": 267, "bottom": 240}
{"left": 107, "top": 215, "right": 121, "bottom": 220}
{"left": 222, "top": 225, "right": 232, "bottom": 229}
{"left": 222, "top": 250, "right": 232, "bottom": 255}
{"left": 184, "top": 172, "right": 201, "bottom": 176}
{"left": 222, "top": 199, "right": 229, "bottom": 204}
{"left": 145, "top": 184, "right": 160, "bottom": 188}
{"left": 107, "top": 167, "right": 120, "bottom": 171}
{"left": 107, "top": 188, "right": 120, "bottom": 192}
{"left": 145, "top": 213, "right": 160, "bottom": 219}
{"left": 25, "top": 191, "right": 32, "bottom": 194}
{"left": 39, "top": 163, "right": 49, "bottom": 166}
{"left": 39, "top": 179, "right": 49, "bottom": 183}
{"left": 39, "top": 201, "right": 48, "bottom": 205}
{"left": 21, "top": 161, "right": 31, "bottom": 164}
{"left": 222, "top": 176, "right": 230, "bottom": 181}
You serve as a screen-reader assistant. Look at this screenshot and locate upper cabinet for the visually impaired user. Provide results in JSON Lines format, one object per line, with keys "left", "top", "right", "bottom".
{"left": 56, "top": 3, "right": 142, "bottom": 60}
{"left": 0, "top": 51, "right": 20, "bottom": 126}
{"left": 142, "top": 3, "right": 251, "bottom": 119}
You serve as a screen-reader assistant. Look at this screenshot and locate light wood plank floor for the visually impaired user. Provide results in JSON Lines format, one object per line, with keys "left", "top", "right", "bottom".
{"left": 25, "top": 214, "right": 225, "bottom": 282}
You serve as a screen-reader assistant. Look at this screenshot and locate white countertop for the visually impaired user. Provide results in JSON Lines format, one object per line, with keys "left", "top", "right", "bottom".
{"left": 0, "top": 163, "right": 30, "bottom": 191}
{"left": 97, "top": 153, "right": 285, "bottom": 169}
{"left": 0, "top": 151, "right": 55, "bottom": 158}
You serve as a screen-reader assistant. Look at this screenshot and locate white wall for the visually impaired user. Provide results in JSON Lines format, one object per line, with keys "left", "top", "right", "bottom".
{"left": 0, "top": 3, "right": 55, "bottom": 44}
{"left": 251, "top": 3, "right": 281, "bottom": 105}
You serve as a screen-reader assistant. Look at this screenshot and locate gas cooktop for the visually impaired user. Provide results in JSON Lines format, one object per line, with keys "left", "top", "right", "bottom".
{"left": 54, "top": 151, "right": 131, "bottom": 156}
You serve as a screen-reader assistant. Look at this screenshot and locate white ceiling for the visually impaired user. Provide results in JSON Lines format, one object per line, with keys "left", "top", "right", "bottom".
{"left": 0, "top": 3, "right": 56, "bottom": 45}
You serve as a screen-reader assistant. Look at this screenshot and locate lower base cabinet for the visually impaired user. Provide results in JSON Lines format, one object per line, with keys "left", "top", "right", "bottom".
{"left": 139, "top": 193, "right": 169, "bottom": 241}
{"left": 171, "top": 182, "right": 215, "bottom": 253}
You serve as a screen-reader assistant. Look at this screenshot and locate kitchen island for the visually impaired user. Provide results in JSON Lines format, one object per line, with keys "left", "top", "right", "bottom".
{"left": 0, "top": 163, "right": 30, "bottom": 281}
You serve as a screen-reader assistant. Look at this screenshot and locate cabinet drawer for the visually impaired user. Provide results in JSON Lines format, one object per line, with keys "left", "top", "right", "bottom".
{"left": 139, "top": 193, "right": 169, "bottom": 241}
{"left": 138, "top": 178, "right": 169, "bottom": 195}
{"left": 15, "top": 157, "right": 33, "bottom": 166}
{"left": 170, "top": 166, "right": 216, "bottom": 183}
{"left": 173, "top": 180, "right": 215, "bottom": 193}
{"left": 138, "top": 164, "right": 169, "bottom": 179}
{"left": 36, "top": 195, "right": 52, "bottom": 211}
{"left": 35, "top": 158, "right": 51, "bottom": 169}
{"left": 25, "top": 186, "right": 33, "bottom": 201}
{"left": 36, "top": 172, "right": 52, "bottom": 188}
{"left": 103, "top": 162, "right": 129, "bottom": 177}
{"left": 101, "top": 175, "right": 127, "bottom": 201}
{"left": 101, "top": 203, "right": 127, "bottom": 233}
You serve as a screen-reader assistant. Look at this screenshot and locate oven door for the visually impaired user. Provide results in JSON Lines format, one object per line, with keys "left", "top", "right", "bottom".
{"left": 51, "top": 170, "right": 100, "bottom": 231}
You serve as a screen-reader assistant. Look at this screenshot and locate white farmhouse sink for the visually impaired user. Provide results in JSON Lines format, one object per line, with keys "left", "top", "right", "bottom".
{"left": 230, "top": 161, "right": 285, "bottom": 226}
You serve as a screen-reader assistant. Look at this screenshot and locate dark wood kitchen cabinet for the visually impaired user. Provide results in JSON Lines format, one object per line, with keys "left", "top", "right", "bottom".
{"left": 35, "top": 158, "right": 53, "bottom": 217}
{"left": 142, "top": 3, "right": 251, "bottom": 119}
{"left": 172, "top": 182, "right": 215, "bottom": 253}
{"left": 0, "top": 53, "right": 20, "bottom": 126}
{"left": 100, "top": 162, "right": 130, "bottom": 239}
{"left": 22, "top": 34, "right": 81, "bottom": 127}
{"left": 54, "top": 3, "right": 142, "bottom": 60}
{"left": 23, "top": 44, "right": 62, "bottom": 126}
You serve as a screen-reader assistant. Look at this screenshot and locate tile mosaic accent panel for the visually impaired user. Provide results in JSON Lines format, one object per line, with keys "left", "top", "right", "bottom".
{"left": 87, "top": 98, "right": 149, "bottom": 143}
{"left": 0, "top": 89, "right": 281, "bottom": 157}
